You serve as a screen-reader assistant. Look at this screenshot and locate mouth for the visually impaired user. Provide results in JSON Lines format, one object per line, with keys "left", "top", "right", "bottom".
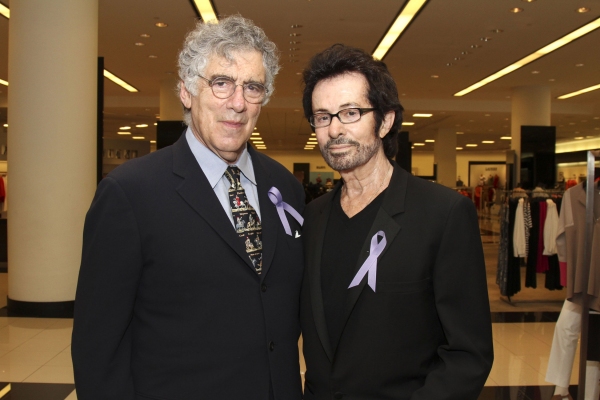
{"left": 221, "top": 120, "right": 247, "bottom": 129}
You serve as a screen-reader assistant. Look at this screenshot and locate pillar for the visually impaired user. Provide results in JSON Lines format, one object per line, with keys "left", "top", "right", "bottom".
{"left": 7, "top": 0, "right": 98, "bottom": 316}
{"left": 157, "top": 77, "right": 185, "bottom": 149}
{"left": 510, "top": 86, "right": 551, "bottom": 185}
{"left": 434, "top": 128, "right": 457, "bottom": 187}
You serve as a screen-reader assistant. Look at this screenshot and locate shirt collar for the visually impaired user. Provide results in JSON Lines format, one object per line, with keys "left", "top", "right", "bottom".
{"left": 185, "top": 127, "right": 256, "bottom": 189}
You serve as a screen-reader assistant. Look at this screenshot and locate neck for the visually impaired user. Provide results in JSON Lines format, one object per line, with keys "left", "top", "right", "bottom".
{"left": 340, "top": 151, "right": 391, "bottom": 198}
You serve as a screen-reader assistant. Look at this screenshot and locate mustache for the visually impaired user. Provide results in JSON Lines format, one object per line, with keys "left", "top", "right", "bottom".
{"left": 324, "top": 137, "right": 360, "bottom": 150}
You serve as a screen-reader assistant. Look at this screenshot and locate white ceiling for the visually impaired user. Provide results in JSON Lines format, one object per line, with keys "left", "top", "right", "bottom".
{"left": 1, "top": 0, "right": 600, "bottom": 153}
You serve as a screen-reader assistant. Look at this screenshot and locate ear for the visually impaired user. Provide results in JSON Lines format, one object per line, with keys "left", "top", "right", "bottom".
{"left": 179, "top": 81, "right": 192, "bottom": 108}
{"left": 378, "top": 111, "right": 395, "bottom": 139}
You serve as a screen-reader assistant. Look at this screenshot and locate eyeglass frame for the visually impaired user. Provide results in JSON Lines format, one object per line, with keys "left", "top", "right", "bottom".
{"left": 198, "top": 75, "right": 268, "bottom": 104}
{"left": 309, "top": 107, "right": 377, "bottom": 128}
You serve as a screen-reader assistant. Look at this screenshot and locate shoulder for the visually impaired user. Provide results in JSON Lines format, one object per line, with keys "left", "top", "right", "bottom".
{"left": 252, "top": 151, "right": 304, "bottom": 196}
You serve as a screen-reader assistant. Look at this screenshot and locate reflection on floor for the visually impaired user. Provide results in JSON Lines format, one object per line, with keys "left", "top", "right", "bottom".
{"left": 0, "top": 215, "right": 592, "bottom": 399}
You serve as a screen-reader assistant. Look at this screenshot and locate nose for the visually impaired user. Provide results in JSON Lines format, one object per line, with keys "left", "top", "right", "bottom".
{"left": 227, "top": 85, "right": 247, "bottom": 112}
{"left": 327, "top": 115, "right": 344, "bottom": 139}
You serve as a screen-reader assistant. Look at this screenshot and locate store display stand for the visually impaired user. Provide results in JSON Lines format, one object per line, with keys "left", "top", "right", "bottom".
{"left": 577, "top": 150, "right": 599, "bottom": 400}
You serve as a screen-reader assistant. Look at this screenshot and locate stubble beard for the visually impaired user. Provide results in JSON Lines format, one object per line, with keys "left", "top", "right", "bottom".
{"left": 320, "top": 136, "right": 382, "bottom": 171}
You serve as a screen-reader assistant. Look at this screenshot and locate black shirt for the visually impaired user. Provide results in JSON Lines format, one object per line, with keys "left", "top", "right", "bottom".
{"left": 321, "top": 187, "right": 386, "bottom": 351}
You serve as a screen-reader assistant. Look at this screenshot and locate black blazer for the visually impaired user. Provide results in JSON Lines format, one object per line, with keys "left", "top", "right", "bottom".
{"left": 300, "top": 163, "right": 493, "bottom": 400}
{"left": 72, "top": 135, "right": 305, "bottom": 400}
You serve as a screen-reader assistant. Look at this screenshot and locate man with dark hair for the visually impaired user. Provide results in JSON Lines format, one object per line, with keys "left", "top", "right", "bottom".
{"left": 300, "top": 44, "right": 493, "bottom": 400}
{"left": 72, "top": 16, "right": 304, "bottom": 400}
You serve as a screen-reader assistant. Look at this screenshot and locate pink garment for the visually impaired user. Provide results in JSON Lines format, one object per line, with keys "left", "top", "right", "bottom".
{"left": 536, "top": 201, "right": 549, "bottom": 273}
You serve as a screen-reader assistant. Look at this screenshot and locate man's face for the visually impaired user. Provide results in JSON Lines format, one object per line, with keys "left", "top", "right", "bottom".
{"left": 179, "top": 50, "right": 266, "bottom": 163}
{"left": 311, "top": 72, "right": 392, "bottom": 172}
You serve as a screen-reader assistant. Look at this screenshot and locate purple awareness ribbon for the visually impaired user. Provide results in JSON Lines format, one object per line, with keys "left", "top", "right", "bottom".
{"left": 348, "top": 231, "right": 387, "bottom": 292}
{"left": 268, "top": 186, "right": 304, "bottom": 236}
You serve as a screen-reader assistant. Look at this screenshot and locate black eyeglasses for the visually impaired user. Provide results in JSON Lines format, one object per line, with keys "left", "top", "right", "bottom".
{"left": 309, "top": 108, "right": 376, "bottom": 128}
{"left": 199, "top": 75, "right": 268, "bottom": 104}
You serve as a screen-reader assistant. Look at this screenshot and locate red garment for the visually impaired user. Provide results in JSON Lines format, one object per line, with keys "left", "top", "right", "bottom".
{"left": 566, "top": 179, "right": 578, "bottom": 190}
{"left": 0, "top": 176, "right": 5, "bottom": 203}
{"left": 536, "top": 201, "right": 549, "bottom": 273}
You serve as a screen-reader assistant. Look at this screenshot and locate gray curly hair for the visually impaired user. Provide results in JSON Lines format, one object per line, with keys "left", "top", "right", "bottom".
{"left": 177, "top": 15, "right": 280, "bottom": 125}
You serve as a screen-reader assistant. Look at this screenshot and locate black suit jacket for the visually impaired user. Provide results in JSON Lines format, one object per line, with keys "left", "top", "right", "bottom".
{"left": 300, "top": 163, "right": 493, "bottom": 400}
{"left": 72, "top": 135, "right": 305, "bottom": 400}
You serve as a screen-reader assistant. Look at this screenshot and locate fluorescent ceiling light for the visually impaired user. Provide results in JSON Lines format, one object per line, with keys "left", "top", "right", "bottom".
{"left": 118, "top": 131, "right": 131, "bottom": 135}
{"left": 120, "top": 126, "right": 131, "bottom": 130}
{"left": 0, "top": 4, "right": 9, "bottom": 19}
{"left": 456, "top": 131, "right": 464, "bottom": 134}
{"left": 425, "top": 139, "right": 435, "bottom": 143}
{"left": 402, "top": 122, "right": 415, "bottom": 126}
{"left": 192, "top": 0, "right": 218, "bottom": 23}
{"left": 132, "top": 136, "right": 145, "bottom": 140}
{"left": 482, "top": 140, "right": 495, "bottom": 144}
{"left": 104, "top": 70, "right": 139, "bottom": 92}
{"left": 500, "top": 136, "right": 511, "bottom": 140}
{"left": 3, "top": 124, "right": 7, "bottom": 128}
{"left": 254, "top": 141, "right": 264, "bottom": 144}
{"left": 413, "top": 113, "right": 432, "bottom": 117}
{"left": 251, "top": 132, "right": 260, "bottom": 136}
{"left": 456, "top": 147, "right": 463, "bottom": 150}
{"left": 311, "top": 133, "right": 316, "bottom": 136}
{"left": 250, "top": 137, "right": 262, "bottom": 141}
{"left": 0, "top": 79, "right": 7, "bottom": 86}
{"left": 413, "top": 143, "right": 425, "bottom": 146}
{"left": 455, "top": 16, "right": 600, "bottom": 96}
{"left": 557, "top": 83, "right": 600, "bottom": 99}
{"left": 136, "top": 124, "right": 148, "bottom": 128}
{"left": 372, "top": 0, "right": 428, "bottom": 60}
{"left": 466, "top": 144, "right": 478, "bottom": 147}
{"left": 308, "top": 138, "right": 317, "bottom": 141}
{"left": 150, "top": 140, "right": 157, "bottom": 143}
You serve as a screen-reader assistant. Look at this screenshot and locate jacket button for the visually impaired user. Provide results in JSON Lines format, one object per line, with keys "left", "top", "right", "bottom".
{"left": 269, "top": 341, "right": 275, "bottom": 351}
{"left": 261, "top": 283, "right": 267, "bottom": 292}
{"left": 334, "top": 392, "right": 343, "bottom": 399}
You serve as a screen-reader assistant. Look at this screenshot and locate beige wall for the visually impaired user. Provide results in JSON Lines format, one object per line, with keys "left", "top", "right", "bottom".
{"left": 260, "top": 150, "right": 341, "bottom": 181}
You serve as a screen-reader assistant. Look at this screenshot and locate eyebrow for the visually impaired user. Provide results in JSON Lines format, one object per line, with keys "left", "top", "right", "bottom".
{"left": 208, "top": 74, "right": 265, "bottom": 85}
{"left": 313, "top": 102, "right": 363, "bottom": 113}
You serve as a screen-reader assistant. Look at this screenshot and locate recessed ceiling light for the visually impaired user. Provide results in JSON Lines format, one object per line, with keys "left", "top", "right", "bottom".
{"left": 531, "top": 70, "right": 540, "bottom": 74}
{"left": 454, "top": 57, "right": 462, "bottom": 61}
{"left": 575, "top": 63, "right": 584, "bottom": 67}
{"left": 135, "top": 43, "right": 145, "bottom": 46}
{"left": 456, "top": 147, "right": 463, "bottom": 150}
{"left": 309, "top": 138, "right": 318, "bottom": 141}
{"left": 586, "top": 136, "right": 594, "bottom": 139}
{"left": 578, "top": 7, "right": 590, "bottom": 13}
{"left": 431, "top": 75, "right": 439, "bottom": 78}
{"left": 549, "top": 78, "right": 556, "bottom": 81}
{"left": 461, "top": 51, "right": 471, "bottom": 55}
{"left": 413, "top": 113, "right": 432, "bottom": 118}
{"left": 3, "top": 124, "right": 7, "bottom": 127}
{"left": 501, "top": 136, "right": 511, "bottom": 140}
{"left": 482, "top": 140, "right": 495, "bottom": 144}
{"left": 119, "top": 126, "right": 131, "bottom": 130}
{"left": 491, "top": 29, "right": 504, "bottom": 33}
{"left": 118, "top": 131, "right": 131, "bottom": 135}
{"left": 413, "top": 143, "right": 425, "bottom": 146}
{"left": 466, "top": 144, "right": 478, "bottom": 147}
{"left": 289, "top": 33, "right": 301, "bottom": 37}
{"left": 480, "top": 37, "right": 492, "bottom": 42}
{"left": 484, "top": 114, "right": 490, "bottom": 117}
{"left": 372, "top": 0, "right": 428, "bottom": 60}
{"left": 290, "top": 41, "right": 301, "bottom": 44}
{"left": 456, "top": 131, "right": 464, "bottom": 134}
{"left": 402, "top": 122, "right": 415, "bottom": 126}
{"left": 250, "top": 137, "right": 262, "bottom": 141}
{"left": 522, "top": 0, "right": 536, "bottom": 2}
{"left": 140, "top": 34, "right": 150, "bottom": 38}
{"left": 446, "top": 63, "right": 453, "bottom": 66}
{"left": 311, "top": 133, "right": 316, "bottom": 136}
{"left": 470, "top": 44, "right": 481, "bottom": 48}
{"left": 290, "top": 24, "right": 303, "bottom": 28}
{"left": 254, "top": 141, "right": 264, "bottom": 144}
{"left": 150, "top": 140, "right": 157, "bottom": 144}
{"left": 149, "top": 55, "right": 158, "bottom": 59}
{"left": 510, "top": 7, "right": 524, "bottom": 13}
{"left": 296, "top": 72, "right": 302, "bottom": 75}
{"left": 132, "top": 136, "right": 145, "bottom": 140}
{"left": 155, "top": 22, "right": 168, "bottom": 28}
{"left": 289, "top": 48, "right": 300, "bottom": 51}
{"left": 136, "top": 124, "right": 149, "bottom": 128}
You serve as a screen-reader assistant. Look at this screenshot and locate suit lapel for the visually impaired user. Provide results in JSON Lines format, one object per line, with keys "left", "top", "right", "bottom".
{"left": 338, "top": 163, "right": 408, "bottom": 346}
{"left": 172, "top": 135, "right": 255, "bottom": 271}
{"left": 249, "top": 146, "right": 279, "bottom": 279}
{"left": 308, "top": 185, "right": 338, "bottom": 362}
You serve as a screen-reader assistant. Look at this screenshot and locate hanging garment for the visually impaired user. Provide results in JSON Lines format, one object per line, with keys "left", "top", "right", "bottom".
{"left": 556, "top": 183, "right": 600, "bottom": 311}
{"left": 497, "top": 202, "right": 510, "bottom": 296}
{"left": 536, "top": 201, "right": 550, "bottom": 273}
{"left": 513, "top": 198, "right": 527, "bottom": 257}
{"left": 543, "top": 199, "right": 559, "bottom": 255}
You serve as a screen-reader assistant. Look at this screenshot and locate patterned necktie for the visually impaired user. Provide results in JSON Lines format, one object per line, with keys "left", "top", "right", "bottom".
{"left": 225, "top": 166, "right": 263, "bottom": 274}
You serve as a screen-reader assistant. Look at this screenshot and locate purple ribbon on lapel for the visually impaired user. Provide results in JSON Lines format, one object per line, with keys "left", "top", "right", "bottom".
{"left": 348, "top": 231, "right": 387, "bottom": 292}
{"left": 268, "top": 186, "right": 304, "bottom": 236}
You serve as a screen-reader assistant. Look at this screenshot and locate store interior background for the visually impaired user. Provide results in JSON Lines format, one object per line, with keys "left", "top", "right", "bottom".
{"left": 0, "top": 0, "right": 599, "bottom": 399}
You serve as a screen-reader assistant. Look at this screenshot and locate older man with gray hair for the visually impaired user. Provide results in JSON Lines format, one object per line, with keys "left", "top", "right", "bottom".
{"left": 72, "top": 15, "right": 305, "bottom": 400}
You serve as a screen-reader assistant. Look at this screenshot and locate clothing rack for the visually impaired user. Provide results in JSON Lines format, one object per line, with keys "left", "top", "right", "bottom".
{"left": 577, "top": 150, "right": 600, "bottom": 400}
{"left": 496, "top": 192, "right": 565, "bottom": 306}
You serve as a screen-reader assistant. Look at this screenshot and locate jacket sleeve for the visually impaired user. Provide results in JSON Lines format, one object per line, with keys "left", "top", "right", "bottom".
{"left": 412, "top": 195, "right": 494, "bottom": 400}
{"left": 71, "top": 177, "right": 143, "bottom": 400}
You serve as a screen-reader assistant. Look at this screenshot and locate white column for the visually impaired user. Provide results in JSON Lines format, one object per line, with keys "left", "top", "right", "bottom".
{"left": 510, "top": 86, "right": 551, "bottom": 184}
{"left": 434, "top": 128, "right": 457, "bottom": 187}
{"left": 160, "top": 77, "right": 183, "bottom": 121}
{"left": 7, "top": 0, "right": 98, "bottom": 311}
